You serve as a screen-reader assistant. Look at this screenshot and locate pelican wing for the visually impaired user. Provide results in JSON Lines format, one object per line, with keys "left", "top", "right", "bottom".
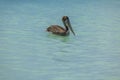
{"left": 47, "top": 25, "right": 65, "bottom": 33}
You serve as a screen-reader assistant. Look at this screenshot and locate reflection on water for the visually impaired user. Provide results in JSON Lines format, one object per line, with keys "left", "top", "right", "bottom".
{"left": 47, "top": 33, "right": 70, "bottom": 42}
{"left": 0, "top": 0, "right": 120, "bottom": 80}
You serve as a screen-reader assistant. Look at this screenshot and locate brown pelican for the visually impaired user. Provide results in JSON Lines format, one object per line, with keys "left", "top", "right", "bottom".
{"left": 47, "top": 16, "right": 75, "bottom": 36}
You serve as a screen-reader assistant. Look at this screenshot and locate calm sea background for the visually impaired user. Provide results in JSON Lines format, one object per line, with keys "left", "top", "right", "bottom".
{"left": 0, "top": 0, "right": 120, "bottom": 80}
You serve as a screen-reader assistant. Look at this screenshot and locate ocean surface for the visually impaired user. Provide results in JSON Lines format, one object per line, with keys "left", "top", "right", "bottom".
{"left": 0, "top": 0, "right": 120, "bottom": 80}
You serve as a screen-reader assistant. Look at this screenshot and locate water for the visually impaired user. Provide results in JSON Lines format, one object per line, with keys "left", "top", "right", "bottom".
{"left": 0, "top": 0, "right": 120, "bottom": 80}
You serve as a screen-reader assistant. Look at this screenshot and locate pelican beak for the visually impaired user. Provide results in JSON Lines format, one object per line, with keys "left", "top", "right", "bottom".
{"left": 66, "top": 19, "right": 75, "bottom": 36}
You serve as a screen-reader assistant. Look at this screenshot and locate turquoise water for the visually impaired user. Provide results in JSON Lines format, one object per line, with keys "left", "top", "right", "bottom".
{"left": 0, "top": 0, "right": 120, "bottom": 80}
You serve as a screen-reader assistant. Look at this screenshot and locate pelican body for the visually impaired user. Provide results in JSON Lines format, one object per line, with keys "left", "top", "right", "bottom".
{"left": 47, "top": 16, "right": 75, "bottom": 36}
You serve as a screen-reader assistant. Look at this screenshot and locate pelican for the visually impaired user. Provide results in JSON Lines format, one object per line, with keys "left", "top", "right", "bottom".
{"left": 47, "top": 16, "right": 75, "bottom": 36}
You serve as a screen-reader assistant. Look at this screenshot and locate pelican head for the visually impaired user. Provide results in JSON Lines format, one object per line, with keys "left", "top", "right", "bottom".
{"left": 62, "top": 16, "right": 75, "bottom": 36}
